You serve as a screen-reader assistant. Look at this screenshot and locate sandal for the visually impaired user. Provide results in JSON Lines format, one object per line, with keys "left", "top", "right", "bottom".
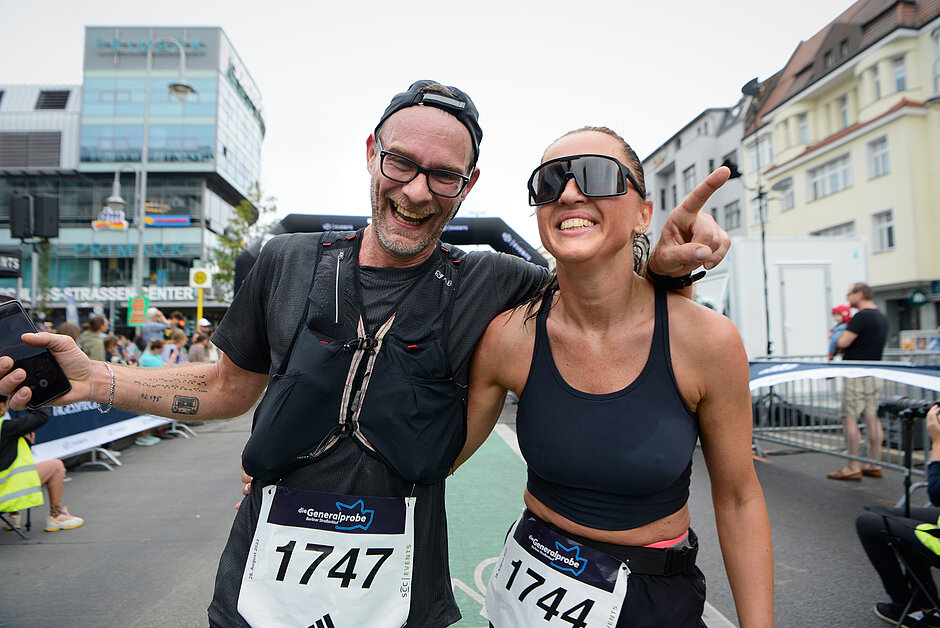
{"left": 862, "top": 466, "right": 883, "bottom": 478}
{"left": 827, "top": 468, "right": 863, "bottom": 481}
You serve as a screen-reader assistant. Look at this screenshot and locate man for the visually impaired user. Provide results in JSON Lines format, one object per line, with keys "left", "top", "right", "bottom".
{"left": 828, "top": 282, "right": 890, "bottom": 481}
{"left": 140, "top": 307, "right": 169, "bottom": 344}
{"left": 0, "top": 395, "right": 84, "bottom": 532}
{"left": 0, "top": 81, "right": 729, "bottom": 626}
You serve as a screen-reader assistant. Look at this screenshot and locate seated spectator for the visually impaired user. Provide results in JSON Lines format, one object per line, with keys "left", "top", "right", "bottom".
{"left": 188, "top": 333, "right": 210, "bottom": 363}
{"left": 0, "top": 395, "right": 84, "bottom": 532}
{"left": 857, "top": 403, "right": 940, "bottom": 626}
{"left": 78, "top": 315, "right": 108, "bottom": 361}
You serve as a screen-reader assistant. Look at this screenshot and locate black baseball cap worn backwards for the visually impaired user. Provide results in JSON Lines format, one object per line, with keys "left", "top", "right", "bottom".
{"left": 375, "top": 80, "right": 483, "bottom": 167}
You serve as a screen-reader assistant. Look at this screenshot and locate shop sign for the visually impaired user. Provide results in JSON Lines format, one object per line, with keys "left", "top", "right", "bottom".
{"left": 0, "top": 246, "right": 22, "bottom": 278}
{"left": 23, "top": 285, "right": 198, "bottom": 304}
{"left": 93, "top": 36, "right": 207, "bottom": 56}
{"left": 127, "top": 296, "right": 149, "bottom": 327}
{"left": 93, "top": 207, "right": 129, "bottom": 231}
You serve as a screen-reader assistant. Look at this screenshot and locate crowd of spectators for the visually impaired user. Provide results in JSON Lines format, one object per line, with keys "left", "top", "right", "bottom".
{"left": 2, "top": 306, "right": 220, "bottom": 534}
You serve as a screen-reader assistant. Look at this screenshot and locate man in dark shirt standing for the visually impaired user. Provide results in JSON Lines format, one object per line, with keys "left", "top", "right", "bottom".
{"left": 828, "top": 282, "right": 890, "bottom": 480}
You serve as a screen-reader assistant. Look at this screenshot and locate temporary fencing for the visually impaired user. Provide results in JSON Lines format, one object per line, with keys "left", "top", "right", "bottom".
{"left": 749, "top": 359, "right": 940, "bottom": 492}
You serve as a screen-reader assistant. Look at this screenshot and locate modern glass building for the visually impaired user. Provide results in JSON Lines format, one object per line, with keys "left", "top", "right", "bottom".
{"left": 0, "top": 26, "right": 263, "bottom": 328}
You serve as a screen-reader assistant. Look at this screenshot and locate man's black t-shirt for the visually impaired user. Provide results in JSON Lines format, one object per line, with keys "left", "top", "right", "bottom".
{"left": 208, "top": 232, "right": 545, "bottom": 627}
{"left": 843, "top": 307, "right": 889, "bottom": 360}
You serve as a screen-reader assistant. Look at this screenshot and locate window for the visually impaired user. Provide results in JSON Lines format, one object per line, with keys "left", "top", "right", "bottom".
{"left": 838, "top": 95, "right": 849, "bottom": 129}
{"left": 840, "top": 39, "right": 849, "bottom": 58}
{"left": 0, "top": 90, "right": 4, "bottom": 107}
{"left": 807, "top": 154, "right": 852, "bottom": 201}
{"left": 704, "top": 121, "right": 709, "bottom": 135}
{"left": 872, "top": 209, "right": 895, "bottom": 251}
{"left": 748, "top": 136, "right": 773, "bottom": 171}
{"left": 779, "top": 178, "right": 795, "bottom": 211}
{"left": 724, "top": 201, "right": 741, "bottom": 229}
{"left": 708, "top": 159, "right": 715, "bottom": 172}
{"left": 682, "top": 165, "right": 696, "bottom": 195}
{"left": 811, "top": 221, "right": 856, "bottom": 237}
{"left": 35, "top": 90, "right": 70, "bottom": 110}
{"left": 873, "top": 64, "right": 882, "bottom": 99}
{"left": 660, "top": 188, "right": 666, "bottom": 212}
{"left": 797, "top": 113, "right": 809, "bottom": 143}
{"left": 671, "top": 184, "right": 677, "bottom": 208}
{"left": 867, "top": 136, "right": 890, "bottom": 179}
{"left": 824, "top": 51, "right": 833, "bottom": 68}
{"left": 893, "top": 57, "right": 907, "bottom": 92}
{"left": 751, "top": 197, "right": 768, "bottom": 225}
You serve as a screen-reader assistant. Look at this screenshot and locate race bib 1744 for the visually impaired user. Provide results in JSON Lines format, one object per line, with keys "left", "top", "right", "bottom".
{"left": 483, "top": 513, "right": 629, "bottom": 628}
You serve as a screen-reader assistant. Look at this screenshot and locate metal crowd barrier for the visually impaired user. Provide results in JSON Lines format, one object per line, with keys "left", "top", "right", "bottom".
{"left": 750, "top": 357, "right": 940, "bottom": 486}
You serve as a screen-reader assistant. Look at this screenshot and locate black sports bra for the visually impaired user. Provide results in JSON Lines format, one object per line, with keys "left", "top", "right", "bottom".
{"left": 516, "top": 286, "right": 699, "bottom": 531}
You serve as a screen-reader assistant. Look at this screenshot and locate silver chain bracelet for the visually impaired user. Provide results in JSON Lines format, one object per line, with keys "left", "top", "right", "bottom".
{"left": 97, "top": 361, "right": 115, "bottom": 414}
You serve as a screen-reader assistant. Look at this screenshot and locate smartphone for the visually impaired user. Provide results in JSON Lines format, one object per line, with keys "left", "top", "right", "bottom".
{"left": 0, "top": 300, "right": 71, "bottom": 409}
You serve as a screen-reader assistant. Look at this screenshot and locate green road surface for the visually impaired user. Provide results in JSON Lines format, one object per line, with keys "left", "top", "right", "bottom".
{"left": 446, "top": 425, "right": 526, "bottom": 627}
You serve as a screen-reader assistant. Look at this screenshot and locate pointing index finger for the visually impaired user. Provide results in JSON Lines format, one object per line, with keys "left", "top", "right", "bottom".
{"left": 673, "top": 166, "right": 731, "bottom": 226}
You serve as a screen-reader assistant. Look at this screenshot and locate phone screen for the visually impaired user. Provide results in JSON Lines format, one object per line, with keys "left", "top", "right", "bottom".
{"left": 0, "top": 301, "right": 72, "bottom": 408}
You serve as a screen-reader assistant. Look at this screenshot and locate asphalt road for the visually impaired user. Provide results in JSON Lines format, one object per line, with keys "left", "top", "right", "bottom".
{"left": 0, "top": 407, "right": 928, "bottom": 627}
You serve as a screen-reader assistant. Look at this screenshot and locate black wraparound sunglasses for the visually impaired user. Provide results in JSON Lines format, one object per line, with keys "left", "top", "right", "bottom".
{"left": 528, "top": 154, "right": 645, "bottom": 206}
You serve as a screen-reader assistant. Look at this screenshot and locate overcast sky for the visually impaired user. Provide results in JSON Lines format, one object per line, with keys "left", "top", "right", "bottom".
{"left": 1, "top": 0, "right": 853, "bottom": 245}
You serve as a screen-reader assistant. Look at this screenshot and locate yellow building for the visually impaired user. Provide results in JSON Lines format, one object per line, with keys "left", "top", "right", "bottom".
{"left": 743, "top": 0, "right": 940, "bottom": 338}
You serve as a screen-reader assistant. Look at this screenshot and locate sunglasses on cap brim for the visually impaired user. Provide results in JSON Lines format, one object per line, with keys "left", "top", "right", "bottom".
{"left": 528, "top": 154, "right": 644, "bottom": 207}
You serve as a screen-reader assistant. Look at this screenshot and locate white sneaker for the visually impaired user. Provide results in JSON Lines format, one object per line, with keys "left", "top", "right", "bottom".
{"left": 45, "top": 508, "right": 84, "bottom": 532}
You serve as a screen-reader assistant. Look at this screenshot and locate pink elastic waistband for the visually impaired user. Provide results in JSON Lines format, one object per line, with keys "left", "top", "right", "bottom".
{"left": 644, "top": 530, "right": 690, "bottom": 549}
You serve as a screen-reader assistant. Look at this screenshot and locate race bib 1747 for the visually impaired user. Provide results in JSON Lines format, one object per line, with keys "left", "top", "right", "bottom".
{"left": 238, "top": 485, "right": 415, "bottom": 628}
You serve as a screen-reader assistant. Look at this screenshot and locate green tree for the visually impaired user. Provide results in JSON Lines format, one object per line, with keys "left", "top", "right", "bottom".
{"left": 211, "top": 182, "right": 277, "bottom": 303}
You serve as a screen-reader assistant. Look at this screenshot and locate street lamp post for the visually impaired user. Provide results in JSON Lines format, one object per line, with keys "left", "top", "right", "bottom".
{"left": 135, "top": 35, "right": 195, "bottom": 296}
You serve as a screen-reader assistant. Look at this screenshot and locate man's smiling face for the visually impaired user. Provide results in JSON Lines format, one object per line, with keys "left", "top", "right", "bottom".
{"left": 364, "top": 106, "right": 478, "bottom": 267}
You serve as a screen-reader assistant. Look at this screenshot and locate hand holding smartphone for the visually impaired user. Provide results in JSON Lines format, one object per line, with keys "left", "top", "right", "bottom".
{"left": 0, "top": 300, "right": 72, "bottom": 408}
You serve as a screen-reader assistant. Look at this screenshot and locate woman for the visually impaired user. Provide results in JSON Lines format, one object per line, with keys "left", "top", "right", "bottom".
{"left": 457, "top": 127, "right": 773, "bottom": 627}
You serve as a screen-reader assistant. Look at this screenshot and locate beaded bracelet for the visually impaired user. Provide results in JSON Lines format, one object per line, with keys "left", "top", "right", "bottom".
{"left": 97, "top": 361, "right": 115, "bottom": 414}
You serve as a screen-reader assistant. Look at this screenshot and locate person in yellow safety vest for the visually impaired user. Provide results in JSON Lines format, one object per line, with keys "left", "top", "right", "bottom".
{"left": 0, "top": 395, "right": 84, "bottom": 532}
{"left": 857, "top": 403, "right": 940, "bottom": 626}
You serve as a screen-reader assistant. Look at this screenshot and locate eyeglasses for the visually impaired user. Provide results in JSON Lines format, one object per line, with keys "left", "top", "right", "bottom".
{"left": 527, "top": 154, "right": 645, "bottom": 206}
{"left": 376, "top": 139, "right": 471, "bottom": 198}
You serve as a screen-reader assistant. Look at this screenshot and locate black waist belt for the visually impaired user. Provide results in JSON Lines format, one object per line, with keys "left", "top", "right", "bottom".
{"left": 532, "top": 511, "right": 699, "bottom": 576}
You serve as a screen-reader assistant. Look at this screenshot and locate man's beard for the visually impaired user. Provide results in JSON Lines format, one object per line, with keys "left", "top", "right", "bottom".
{"left": 370, "top": 177, "right": 460, "bottom": 259}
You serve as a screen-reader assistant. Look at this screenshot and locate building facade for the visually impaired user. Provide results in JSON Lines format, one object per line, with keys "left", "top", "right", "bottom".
{"left": 643, "top": 98, "right": 752, "bottom": 241}
{"left": 742, "top": 0, "right": 940, "bottom": 343}
{"left": 0, "top": 26, "right": 263, "bottom": 329}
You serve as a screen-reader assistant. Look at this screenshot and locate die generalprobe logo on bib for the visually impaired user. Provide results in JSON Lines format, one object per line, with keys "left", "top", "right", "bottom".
{"left": 297, "top": 499, "right": 374, "bottom": 531}
{"left": 528, "top": 534, "right": 587, "bottom": 576}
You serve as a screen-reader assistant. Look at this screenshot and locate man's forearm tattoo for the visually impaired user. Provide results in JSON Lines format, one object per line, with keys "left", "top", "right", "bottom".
{"left": 132, "top": 373, "right": 209, "bottom": 395}
{"left": 171, "top": 395, "right": 200, "bottom": 415}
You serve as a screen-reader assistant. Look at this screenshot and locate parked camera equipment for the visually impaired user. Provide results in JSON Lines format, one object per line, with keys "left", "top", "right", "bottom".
{"left": 878, "top": 396, "right": 939, "bottom": 419}
{"left": 878, "top": 396, "right": 940, "bottom": 516}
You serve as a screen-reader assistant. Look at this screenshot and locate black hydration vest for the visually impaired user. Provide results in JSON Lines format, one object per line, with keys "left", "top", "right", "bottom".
{"left": 241, "top": 230, "right": 468, "bottom": 485}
